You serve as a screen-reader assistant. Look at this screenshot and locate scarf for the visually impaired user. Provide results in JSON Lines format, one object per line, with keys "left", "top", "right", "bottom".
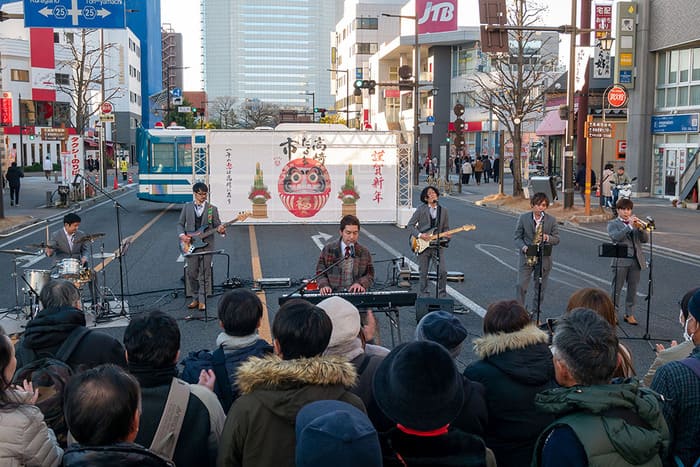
{"left": 128, "top": 362, "right": 178, "bottom": 388}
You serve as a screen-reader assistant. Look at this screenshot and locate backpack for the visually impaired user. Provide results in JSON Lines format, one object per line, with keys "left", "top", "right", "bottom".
{"left": 179, "top": 346, "right": 234, "bottom": 411}
{"left": 12, "top": 327, "right": 90, "bottom": 447}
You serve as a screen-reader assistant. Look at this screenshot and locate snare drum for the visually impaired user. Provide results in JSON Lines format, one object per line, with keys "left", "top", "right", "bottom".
{"left": 23, "top": 269, "right": 51, "bottom": 294}
{"left": 58, "top": 258, "right": 82, "bottom": 279}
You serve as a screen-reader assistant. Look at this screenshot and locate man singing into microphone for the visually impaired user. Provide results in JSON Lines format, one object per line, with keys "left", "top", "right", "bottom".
{"left": 316, "top": 214, "right": 374, "bottom": 295}
{"left": 407, "top": 186, "right": 451, "bottom": 298}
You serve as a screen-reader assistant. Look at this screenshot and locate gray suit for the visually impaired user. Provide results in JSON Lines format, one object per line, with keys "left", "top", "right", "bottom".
{"left": 514, "top": 211, "right": 560, "bottom": 311}
{"left": 49, "top": 228, "right": 89, "bottom": 263}
{"left": 407, "top": 203, "right": 450, "bottom": 298}
{"left": 607, "top": 218, "right": 648, "bottom": 315}
{"left": 177, "top": 201, "right": 222, "bottom": 303}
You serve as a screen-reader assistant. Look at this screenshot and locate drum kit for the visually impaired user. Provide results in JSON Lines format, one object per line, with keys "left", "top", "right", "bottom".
{"left": 0, "top": 233, "right": 105, "bottom": 320}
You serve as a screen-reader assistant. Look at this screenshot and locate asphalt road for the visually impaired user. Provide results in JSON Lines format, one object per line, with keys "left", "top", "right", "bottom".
{"left": 1, "top": 185, "right": 699, "bottom": 378}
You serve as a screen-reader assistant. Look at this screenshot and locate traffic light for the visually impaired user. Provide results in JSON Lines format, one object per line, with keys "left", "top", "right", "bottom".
{"left": 478, "top": 0, "right": 509, "bottom": 53}
{"left": 319, "top": 108, "right": 327, "bottom": 118}
{"left": 192, "top": 108, "right": 197, "bottom": 116}
{"left": 446, "top": 135, "right": 451, "bottom": 143}
{"left": 399, "top": 65, "right": 413, "bottom": 91}
{"left": 313, "top": 107, "right": 319, "bottom": 113}
{"left": 353, "top": 79, "right": 377, "bottom": 95}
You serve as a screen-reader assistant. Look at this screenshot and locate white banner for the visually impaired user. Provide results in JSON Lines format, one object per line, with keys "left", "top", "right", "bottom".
{"left": 209, "top": 130, "right": 398, "bottom": 223}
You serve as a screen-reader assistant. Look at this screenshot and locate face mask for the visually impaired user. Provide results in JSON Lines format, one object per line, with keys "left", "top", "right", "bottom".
{"left": 683, "top": 319, "right": 693, "bottom": 342}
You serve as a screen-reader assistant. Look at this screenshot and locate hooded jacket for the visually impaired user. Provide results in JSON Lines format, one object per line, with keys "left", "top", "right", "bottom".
{"left": 62, "top": 442, "right": 174, "bottom": 467}
{"left": 216, "top": 354, "right": 364, "bottom": 467}
{"left": 533, "top": 380, "right": 670, "bottom": 467}
{"left": 15, "top": 306, "right": 126, "bottom": 370}
{"left": 463, "top": 324, "right": 558, "bottom": 467}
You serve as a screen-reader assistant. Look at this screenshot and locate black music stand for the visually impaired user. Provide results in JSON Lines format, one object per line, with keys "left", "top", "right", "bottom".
{"left": 526, "top": 243, "right": 552, "bottom": 325}
{"left": 598, "top": 243, "right": 628, "bottom": 314}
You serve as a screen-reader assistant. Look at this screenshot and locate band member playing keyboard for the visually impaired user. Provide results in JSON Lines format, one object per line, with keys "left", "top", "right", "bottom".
{"left": 316, "top": 214, "right": 374, "bottom": 295}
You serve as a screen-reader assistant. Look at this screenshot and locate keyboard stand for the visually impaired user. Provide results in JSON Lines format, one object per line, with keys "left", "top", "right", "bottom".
{"left": 378, "top": 306, "right": 401, "bottom": 346}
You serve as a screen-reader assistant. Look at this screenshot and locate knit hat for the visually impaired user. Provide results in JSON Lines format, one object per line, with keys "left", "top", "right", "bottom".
{"left": 372, "top": 341, "right": 464, "bottom": 431}
{"left": 295, "top": 400, "right": 382, "bottom": 467}
{"left": 414, "top": 310, "right": 468, "bottom": 358}
{"left": 317, "top": 296, "right": 361, "bottom": 348}
{"left": 680, "top": 287, "right": 700, "bottom": 320}
{"left": 688, "top": 288, "right": 700, "bottom": 321}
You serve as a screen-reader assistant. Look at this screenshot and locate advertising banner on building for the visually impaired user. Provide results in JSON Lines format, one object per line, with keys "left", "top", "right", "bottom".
{"left": 0, "top": 92, "right": 12, "bottom": 125}
{"left": 417, "top": 0, "right": 457, "bottom": 34}
{"left": 61, "top": 135, "right": 84, "bottom": 185}
{"left": 593, "top": 2, "right": 612, "bottom": 79}
{"left": 209, "top": 130, "right": 398, "bottom": 223}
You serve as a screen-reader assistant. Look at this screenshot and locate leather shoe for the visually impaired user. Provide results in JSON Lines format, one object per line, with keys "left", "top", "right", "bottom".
{"left": 198, "top": 303, "right": 206, "bottom": 311}
{"left": 623, "top": 314, "right": 638, "bottom": 325}
{"left": 187, "top": 300, "right": 200, "bottom": 309}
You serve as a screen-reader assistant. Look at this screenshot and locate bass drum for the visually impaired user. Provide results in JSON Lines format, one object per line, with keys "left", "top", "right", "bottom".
{"left": 23, "top": 269, "right": 51, "bottom": 295}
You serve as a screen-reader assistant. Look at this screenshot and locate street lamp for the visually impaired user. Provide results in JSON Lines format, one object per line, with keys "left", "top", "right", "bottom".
{"left": 382, "top": 12, "right": 420, "bottom": 185}
{"left": 327, "top": 69, "right": 350, "bottom": 127}
{"left": 304, "top": 91, "right": 315, "bottom": 122}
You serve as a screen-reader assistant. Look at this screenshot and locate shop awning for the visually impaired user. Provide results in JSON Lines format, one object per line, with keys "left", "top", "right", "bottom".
{"left": 536, "top": 110, "right": 566, "bottom": 136}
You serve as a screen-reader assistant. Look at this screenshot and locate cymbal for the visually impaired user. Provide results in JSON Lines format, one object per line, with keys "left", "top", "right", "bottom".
{"left": 26, "top": 242, "right": 53, "bottom": 249}
{"left": 76, "top": 233, "right": 105, "bottom": 243}
{"left": 93, "top": 253, "right": 115, "bottom": 259}
{"left": 0, "top": 249, "right": 38, "bottom": 256}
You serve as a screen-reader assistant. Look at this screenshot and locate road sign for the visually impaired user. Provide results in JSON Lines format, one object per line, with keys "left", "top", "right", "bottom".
{"left": 178, "top": 106, "right": 191, "bottom": 113}
{"left": 99, "top": 113, "right": 115, "bottom": 122}
{"left": 41, "top": 128, "right": 68, "bottom": 141}
{"left": 651, "top": 113, "right": 700, "bottom": 134}
{"left": 171, "top": 88, "right": 182, "bottom": 98}
{"left": 585, "top": 121, "right": 615, "bottom": 138}
{"left": 101, "top": 101, "right": 113, "bottom": 114}
{"left": 23, "top": 0, "right": 126, "bottom": 29}
{"left": 607, "top": 85, "right": 627, "bottom": 108}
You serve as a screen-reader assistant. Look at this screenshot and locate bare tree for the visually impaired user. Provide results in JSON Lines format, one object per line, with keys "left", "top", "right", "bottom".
{"left": 237, "top": 100, "right": 280, "bottom": 129}
{"left": 470, "top": 0, "right": 557, "bottom": 197}
{"left": 211, "top": 96, "right": 239, "bottom": 128}
{"left": 54, "top": 29, "right": 122, "bottom": 133}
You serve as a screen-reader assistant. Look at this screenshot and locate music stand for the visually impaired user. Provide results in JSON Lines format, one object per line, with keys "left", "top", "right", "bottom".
{"left": 598, "top": 243, "right": 629, "bottom": 313}
{"left": 526, "top": 243, "right": 552, "bottom": 325}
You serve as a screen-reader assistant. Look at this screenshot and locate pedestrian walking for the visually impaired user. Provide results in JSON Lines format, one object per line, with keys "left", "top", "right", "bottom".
{"left": 5, "top": 162, "right": 24, "bottom": 206}
{"left": 474, "top": 157, "right": 484, "bottom": 185}
{"left": 43, "top": 155, "right": 53, "bottom": 180}
{"left": 461, "top": 158, "right": 473, "bottom": 185}
{"left": 493, "top": 157, "right": 500, "bottom": 183}
{"left": 120, "top": 158, "right": 128, "bottom": 181}
{"left": 482, "top": 156, "right": 492, "bottom": 183}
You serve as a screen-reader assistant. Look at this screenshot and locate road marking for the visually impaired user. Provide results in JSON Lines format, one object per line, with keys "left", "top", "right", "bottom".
{"left": 248, "top": 225, "right": 271, "bottom": 342}
{"left": 311, "top": 232, "right": 333, "bottom": 250}
{"left": 362, "top": 228, "right": 488, "bottom": 317}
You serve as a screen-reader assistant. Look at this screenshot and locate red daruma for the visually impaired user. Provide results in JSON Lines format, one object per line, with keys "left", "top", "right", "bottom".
{"left": 278, "top": 157, "right": 331, "bottom": 218}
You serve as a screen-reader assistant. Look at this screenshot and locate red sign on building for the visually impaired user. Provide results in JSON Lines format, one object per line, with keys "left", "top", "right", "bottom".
{"left": 0, "top": 92, "right": 12, "bottom": 125}
{"left": 417, "top": 0, "right": 458, "bottom": 34}
{"left": 595, "top": 3, "right": 613, "bottom": 39}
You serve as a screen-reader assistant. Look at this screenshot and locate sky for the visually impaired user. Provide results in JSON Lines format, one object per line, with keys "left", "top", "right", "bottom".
{"left": 161, "top": 0, "right": 577, "bottom": 91}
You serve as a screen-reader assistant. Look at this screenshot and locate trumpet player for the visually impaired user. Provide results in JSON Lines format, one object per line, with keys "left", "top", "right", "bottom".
{"left": 514, "top": 192, "right": 560, "bottom": 313}
{"left": 607, "top": 198, "right": 649, "bottom": 325}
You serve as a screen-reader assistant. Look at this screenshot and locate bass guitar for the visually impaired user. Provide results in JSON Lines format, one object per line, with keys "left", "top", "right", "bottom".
{"left": 409, "top": 224, "right": 476, "bottom": 254}
{"left": 179, "top": 211, "right": 251, "bottom": 255}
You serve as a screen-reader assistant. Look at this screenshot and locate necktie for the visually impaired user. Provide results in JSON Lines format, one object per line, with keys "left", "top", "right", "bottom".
{"left": 345, "top": 246, "right": 351, "bottom": 258}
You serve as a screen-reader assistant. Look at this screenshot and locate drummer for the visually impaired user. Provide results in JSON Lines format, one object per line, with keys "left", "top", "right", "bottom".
{"left": 45, "top": 213, "right": 89, "bottom": 265}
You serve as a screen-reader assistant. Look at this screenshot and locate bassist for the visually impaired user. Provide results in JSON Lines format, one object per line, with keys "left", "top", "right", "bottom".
{"left": 177, "top": 182, "right": 226, "bottom": 311}
{"left": 407, "top": 186, "right": 451, "bottom": 298}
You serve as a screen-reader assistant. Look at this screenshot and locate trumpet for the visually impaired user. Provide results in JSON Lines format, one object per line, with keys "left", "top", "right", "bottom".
{"left": 632, "top": 218, "right": 648, "bottom": 229}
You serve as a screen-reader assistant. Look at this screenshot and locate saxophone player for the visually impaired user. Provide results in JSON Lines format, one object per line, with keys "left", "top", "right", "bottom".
{"left": 514, "top": 192, "right": 560, "bottom": 313}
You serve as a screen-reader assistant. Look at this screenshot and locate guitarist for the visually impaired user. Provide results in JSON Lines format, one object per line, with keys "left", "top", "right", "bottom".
{"left": 177, "top": 183, "right": 226, "bottom": 311}
{"left": 407, "top": 186, "right": 451, "bottom": 298}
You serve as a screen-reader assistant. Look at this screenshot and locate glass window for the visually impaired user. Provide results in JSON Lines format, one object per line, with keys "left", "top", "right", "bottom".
{"left": 679, "top": 86, "right": 689, "bottom": 106}
{"left": 389, "top": 66, "right": 398, "bottom": 82}
{"left": 151, "top": 143, "right": 175, "bottom": 172}
{"left": 666, "top": 87, "right": 677, "bottom": 107}
{"left": 55, "top": 73, "right": 70, "bottom": 86}
{"left": 680, "top": 49, "right": 690, "bottom": 82}
{"left": 11, "top": 69, "right": 29, "bottom": 81}
{"left": 656, "top": 88, "right": 666, "bottom": 107}
{"left": 354, "top": 17, "right": 378, "bottom": 30}
{"left": 669, "top": 50, "right": 679, "bottom": 83}
{"left": 177, "top": 142, "right": 192, "bottom": 169}
{"left": 355, "top": 43, "right": 378, "bottom": 54}
{"left": 693, "top": 49, "right": 700, "bottom": 81}
{"left": 690, "top": 85, "right": 700, "bottom": 106}
{"left": 657, "top": 53, "right": 666, "bottom": 85}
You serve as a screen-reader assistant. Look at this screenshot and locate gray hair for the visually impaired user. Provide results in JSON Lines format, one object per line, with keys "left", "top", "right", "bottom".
{"left": 39, "top": 279, "right": 81, "bottom": 309}
{"left": 551, "top": 308, "right": 619, "bottom": 385}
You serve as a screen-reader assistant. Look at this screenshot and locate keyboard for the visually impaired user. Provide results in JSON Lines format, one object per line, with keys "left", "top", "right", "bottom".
{"left": 278, "top": 290, "right": 417, "bottom": 308}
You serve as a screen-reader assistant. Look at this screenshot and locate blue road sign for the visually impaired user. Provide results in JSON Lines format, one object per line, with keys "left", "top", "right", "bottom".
{"left": 171, "top": 88, "right": 182, "bottom": 98}
{"left": 651, "top": 113, "right": 699, "bottom": 134}
{"left": 23, "top": 0, "right": 126, "bottom": 29}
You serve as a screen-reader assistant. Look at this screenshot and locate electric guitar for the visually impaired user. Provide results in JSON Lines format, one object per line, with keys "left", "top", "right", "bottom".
{"left": 409, "top": 224, "right": 476, "bottom": 254}
{"left": 179, "top": 211, "right": 251, "bottom": 255}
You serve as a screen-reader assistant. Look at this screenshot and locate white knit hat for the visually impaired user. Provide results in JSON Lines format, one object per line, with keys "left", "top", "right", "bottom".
{"left": 317, "top": 296, "right": 361, "bottom": 348}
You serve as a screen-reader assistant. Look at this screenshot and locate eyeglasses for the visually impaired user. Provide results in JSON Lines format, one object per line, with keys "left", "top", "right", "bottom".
{"left": 194, "top": 191, "right": 208, "bottom": 196}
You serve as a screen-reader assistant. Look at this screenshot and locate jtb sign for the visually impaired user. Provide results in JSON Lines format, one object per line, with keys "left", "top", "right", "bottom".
{"left": 417, "top": 0, "right": 457, "bottom": 34}
{"left": 24, "top": 0, "right": 126, "bottom": 29}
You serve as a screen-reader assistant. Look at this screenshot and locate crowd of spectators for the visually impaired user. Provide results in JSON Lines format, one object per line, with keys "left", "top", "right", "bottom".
{"left": 0, "top": 279, "right": 698, "bottom": 466}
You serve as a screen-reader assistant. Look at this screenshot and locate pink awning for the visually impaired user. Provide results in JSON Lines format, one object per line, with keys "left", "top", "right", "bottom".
{"left": 536, "top": 110, "right": 566, "bottom": 136}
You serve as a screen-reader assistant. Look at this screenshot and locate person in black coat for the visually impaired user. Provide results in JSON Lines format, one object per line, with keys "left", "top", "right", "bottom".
{"left": 15, "top": 280, "right": 126, "bottom": 371}
{"left": 5, "top": 162, "right": 24, "bottom": 206}
{"left": 463, "top": 300, "right": 558, "bottom": 467}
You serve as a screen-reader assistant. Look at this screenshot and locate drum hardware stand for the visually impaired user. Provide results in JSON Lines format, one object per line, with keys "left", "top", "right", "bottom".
{"left": 93, "top": 243, "right": 117, "bottom": 322}
{"left": 0, "top": 249, "right": 37, "bottom": 315}
{"left": 19, "top": 275, "right": 41, "bottom": 320}
{"left": 78, "top": 173, "right": 128, "bottom": 317}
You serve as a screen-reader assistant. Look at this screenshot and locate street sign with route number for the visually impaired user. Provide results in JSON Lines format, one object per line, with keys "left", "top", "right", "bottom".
{"left": 23, "top": 0, "right": 126, "bottom": 29}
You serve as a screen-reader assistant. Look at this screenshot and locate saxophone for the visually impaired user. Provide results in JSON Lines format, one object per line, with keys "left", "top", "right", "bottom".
{"left": 527, "top": 220, "right": 544, "bottom": 267}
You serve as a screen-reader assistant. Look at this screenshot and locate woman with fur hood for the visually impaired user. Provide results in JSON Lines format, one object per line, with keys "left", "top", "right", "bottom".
{"left": 463, "top": 300, "right": 558, "bottom": 467}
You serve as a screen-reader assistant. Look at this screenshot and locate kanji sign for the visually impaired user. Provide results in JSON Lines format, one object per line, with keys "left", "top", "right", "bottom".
{"left": 586, "top": 121, "right": 615, "bottom": 138}
{"left": 607, "top": 86, "right": 627, "bottom": 108}
{"left": 101, "top": 101, "right": 113, "bottom": 114}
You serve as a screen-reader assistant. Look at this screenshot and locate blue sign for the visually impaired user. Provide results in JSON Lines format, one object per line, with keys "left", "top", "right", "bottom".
{"left": 171, "top": 88, "right": 182, "bottom": 98}
{"left": 651, "top": 113, "right": 700, "bottom": 134}
{"left": 24, "top": 0, "right": 126, "bottom": 29}
{"left": 619, "top": 70, "right": 632, "bottom": 84}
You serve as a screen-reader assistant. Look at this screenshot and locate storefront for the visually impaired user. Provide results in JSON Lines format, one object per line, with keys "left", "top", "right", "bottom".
{"left": 651, "top": 113, "right": 699, "bottom": 198}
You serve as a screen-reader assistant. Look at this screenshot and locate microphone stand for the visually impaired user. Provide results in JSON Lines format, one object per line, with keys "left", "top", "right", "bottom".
{"left": 285, "top": 252, "right": 350, "bottom": 298}
{"left": 77, "top": 173, "right": 128, "bottom": 316}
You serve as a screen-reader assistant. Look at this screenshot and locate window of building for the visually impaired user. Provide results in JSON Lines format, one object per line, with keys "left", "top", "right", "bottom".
{"left": 355, "top": 17, "right": 378, "bottom": 30}
{"left": 55, "top": 73, "right": 70, "bottom": 86}
{"left": 656, "top": 47, "right": 700, "bottom": 110}
{"left": 65, "top": 32, "right": 74, "bottom": 44}
{"left": 386, "top": 97, "right": 400, "bottom": 123}
{"left": 452, "top": 46, "right": 487, "bottom": 77}
{"left": 355, "top": 43, "right": 378, "bottom": 55}
{"left": 389, "top": 66, "right": 398, "bottom": 82}
{"left": 11, "top": 69, "right": 29, "bottom": 82}
{"left": 54, "top": 32, "right": 59, "bottom": 43}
